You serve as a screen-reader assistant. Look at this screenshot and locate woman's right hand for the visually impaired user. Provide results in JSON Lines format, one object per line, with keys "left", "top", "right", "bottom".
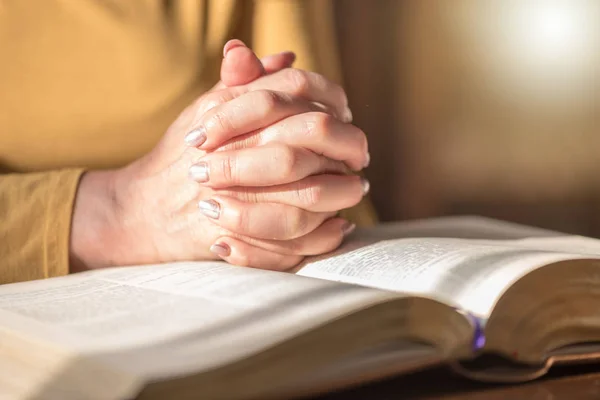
{"left": 70, "top": 42, "right": 368, "bottom": 272}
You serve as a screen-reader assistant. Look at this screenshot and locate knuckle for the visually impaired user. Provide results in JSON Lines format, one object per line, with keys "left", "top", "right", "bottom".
{"left": 271, "top": 144, "right": 299, "bottom": 180}
{"left": 202, "top": 99, "right": 222, "bottom": 114}
{"left": 255, "top": 90, "right": 281, "bottom": 113}
{"left": 305, "top": 112, "right": 335, "bottom": 140}
{"left": 207, "top": 110, "right": 234, "bottom": 133}
{"left": 198, "top": 92, "right": 230, "bottom": 114}
{"left": 313, "top": 112, "right": 335, "bottom": 133}
{"left": 286, "top": 68, "right": 310, "bottom": 94}
{"left": 229, "top": 206, "right": 250, "bottom": 234}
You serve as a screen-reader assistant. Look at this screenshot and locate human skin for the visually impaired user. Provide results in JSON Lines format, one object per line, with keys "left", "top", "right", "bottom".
{"left": 70, "top": 40, "right": 369, "bottom": 272}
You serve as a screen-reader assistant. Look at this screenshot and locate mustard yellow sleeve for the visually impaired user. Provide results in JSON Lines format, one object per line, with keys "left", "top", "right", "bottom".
{"left": 251, "top": 0, "right": 378, "bottom": 226}
{"left": 0, "top": 169, "right": 83, "bottom": 284}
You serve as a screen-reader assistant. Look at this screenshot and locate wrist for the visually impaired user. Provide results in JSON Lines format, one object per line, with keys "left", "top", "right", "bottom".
{"left": 69, "top": 169, "right": 126, "bottom": 272}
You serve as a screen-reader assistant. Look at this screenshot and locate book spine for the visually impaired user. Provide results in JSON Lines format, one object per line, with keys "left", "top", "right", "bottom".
{"left": 468, "top": 313, "right": 486, "bottom": 352}
{"left": 455, "top": 308, "right": 487, "bottom": 352}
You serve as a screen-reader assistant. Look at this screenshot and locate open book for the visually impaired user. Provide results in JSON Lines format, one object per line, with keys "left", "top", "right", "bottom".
{"left": 2, "top": 216, "right": 600, "bottom": 400}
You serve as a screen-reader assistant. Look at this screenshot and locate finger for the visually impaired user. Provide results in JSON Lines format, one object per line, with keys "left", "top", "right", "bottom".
{"left": 212, "top": 42, "right": 295, "bottom": 91}
{"left": 246, "top": 68, "right": 351, "bottom": 123}
{"left": 190, "top": 90, "right": 334, "bottom": 151}
{"left": 218, "top": 174, "right": 370, "bottom": 212}
{"left": 192, "top": 68, "right": 351, "bottom": 132}
{"left": 261, "top": 51, "right": 296, "bottom": 73}
{"left": 227, "top": 217, "right": 356, "bottom": 257}
{"left": 211, "top": 111, "right": 369, "bottom": 171}
{"left": 197, "top": 196, "right": 335, "bottom": 240}
{"left": 195, "top": 56, "right": 298, "bottom": 124}
{"left": 220, "top": 39, "right": 265, "bottom": 87}
{"left": 209, "top": 239, "right": 304, "bottom": 271}
{"left": 189, "top": 143, "right": 347, "bottom": 188}
{"left": 223, "top": 39, "right": 246, "bottom": 57}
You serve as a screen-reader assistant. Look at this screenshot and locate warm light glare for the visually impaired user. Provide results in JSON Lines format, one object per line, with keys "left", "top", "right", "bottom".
{"left": 454, "top": 1, "right": 600, "bottom": 106}
{"left": 516, "top": 2, "right": 590, "bottom": 62}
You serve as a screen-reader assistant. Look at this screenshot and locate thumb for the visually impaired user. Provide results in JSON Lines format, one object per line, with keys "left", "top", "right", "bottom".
{"left": 220, "top": 39, "right": 295, "bottom": 87}
{"left": 221, "top": 40, "right": 264, "bottom": 86}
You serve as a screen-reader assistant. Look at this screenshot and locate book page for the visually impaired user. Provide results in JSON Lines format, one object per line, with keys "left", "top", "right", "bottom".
{"left": 347, "top": 215, "right": 562, "bottom": 243}
{"left": 297, "top": 217, "right": 600, "bottom": 318}
{"left": 0, "top": 262, "right": 394, "bottom": 380}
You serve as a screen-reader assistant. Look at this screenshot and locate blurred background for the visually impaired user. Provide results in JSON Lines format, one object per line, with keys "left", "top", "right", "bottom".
{"left": 332, "top": 0, "right": 600, "bottom": 236}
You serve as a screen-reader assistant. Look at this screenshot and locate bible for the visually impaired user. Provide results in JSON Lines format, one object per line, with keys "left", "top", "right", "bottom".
{"left": 1, "top": 216, "right": 600, "bottom": 400}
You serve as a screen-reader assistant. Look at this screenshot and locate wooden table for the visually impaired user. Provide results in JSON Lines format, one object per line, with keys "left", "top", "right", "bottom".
{"left": 311, "top": 363, "right": 600, "bottom": 399}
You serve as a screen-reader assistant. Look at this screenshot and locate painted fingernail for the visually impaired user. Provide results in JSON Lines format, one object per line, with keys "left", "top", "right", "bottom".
{"left": 198, "top": 199, "right": 221, "bottom": 219}
{"left": 210, "top": 242, "right": 231, "bottom": 257}
{"left": 184, "top": 127, "right": 207, "bottom": 147}
{"left": 189, "top": 162, "right": 209, "bottom": 182}
{"left": 361, "top": 177, "right": 370, "bottom": 196}
{"left": 342, "top": 221, "right": 356, "bottom": 237}
{"left": 364, "top": 152, "right": 371, "bottom": 168}
{"left": 344, "top": 107, "right": 353, "bottom": 123}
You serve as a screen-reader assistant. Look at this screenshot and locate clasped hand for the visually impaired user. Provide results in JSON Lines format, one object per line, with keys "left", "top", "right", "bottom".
{"left": 71, "top": 40, "right": 369, "bottom": 271}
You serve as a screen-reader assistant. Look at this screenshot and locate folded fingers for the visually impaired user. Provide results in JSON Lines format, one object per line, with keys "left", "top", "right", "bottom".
{"left": 186, "top": 68, "right": 352, "bottom": 148}
{"left": 218, "top": 174, "right": 370, "bottom": 213}
{"left": 211, "top": 217, "right": 356, "bottom": 269}
{"left": 189, "top": 143, "right": 348, "bottom": 188}
{"left": 211, "top": 110, "right": 369, "bottom": 171}
{"left": 246, "top": 68, "right": 350, "bottom": 122}
{"left": 198, "top": 195, "right": 335, "bottom": 240}
{"left": 209, "top": 239, "right": 304, "bottom": 271}
{"left": 186, "top": 90, "right": 330, "bottom": 150}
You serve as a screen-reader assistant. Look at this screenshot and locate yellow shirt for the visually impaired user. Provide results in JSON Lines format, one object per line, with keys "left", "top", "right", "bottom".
{"left": 0, "top": 0, "right": 376, "bottom": 284}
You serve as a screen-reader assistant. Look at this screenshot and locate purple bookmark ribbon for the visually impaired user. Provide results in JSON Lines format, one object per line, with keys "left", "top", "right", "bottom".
{"left": 455, "top": 308, "right": 486, "bottom": 352}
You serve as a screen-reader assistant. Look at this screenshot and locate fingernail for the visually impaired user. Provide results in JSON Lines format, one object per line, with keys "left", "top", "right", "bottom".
{"left": 189, "top": 162, "right": 209, "bottom": 182}
{"left": 361, "top": 177, "right": 370, "bottom": 196}
{"left": 282, "top": 51, "right": 297, "bottom": 64}
{"left": 344, "top": 107, "right": 353, "bottom": 123}
{"left": 364, "top": 152, "right": 371, "bottom": 168}
{"left": 223, "top": 39, "right": 246, "bottom": 58}
{"left": 342, "top": 221, "right": 356, "bottom": 237}
{"left": 261, "top": 51, "right": 296, "bottom": 64}
{"left": 198, "top": 199, "right": 221, "bottom": 219}
{"left": 184, "top": 127, "right": 207, "bottom": 147}
{"left": 210, "top": 243, "right": 231, "bottom": 257}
